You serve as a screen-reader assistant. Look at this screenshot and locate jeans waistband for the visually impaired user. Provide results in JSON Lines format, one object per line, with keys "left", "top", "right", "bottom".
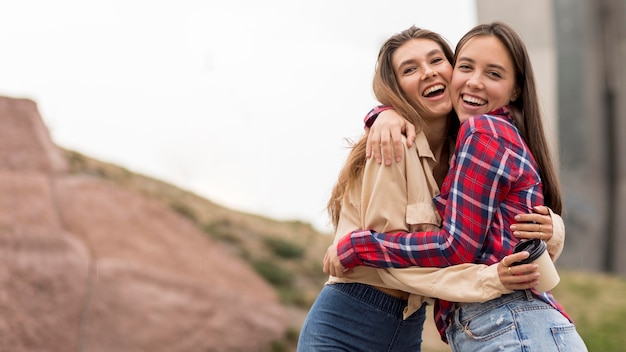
{"left": 328, "top": 283, "right": 407, "bottom": 316}
{"left": 451, "top": 290, "right": 534, "bottom": 325}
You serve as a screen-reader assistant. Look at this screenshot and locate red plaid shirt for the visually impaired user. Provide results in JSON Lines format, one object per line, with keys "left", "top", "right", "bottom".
{"left": 339, "top": 107, "right": 570, "bottom": 340}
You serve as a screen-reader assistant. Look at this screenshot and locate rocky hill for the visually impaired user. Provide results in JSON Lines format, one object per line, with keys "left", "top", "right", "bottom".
{"left": 0, "top": 96, "right": 331, "bottom": 351}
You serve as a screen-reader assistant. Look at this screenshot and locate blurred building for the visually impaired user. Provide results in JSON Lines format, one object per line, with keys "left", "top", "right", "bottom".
{"left": 476, "top": 0, "right": 626, "bottom": 275}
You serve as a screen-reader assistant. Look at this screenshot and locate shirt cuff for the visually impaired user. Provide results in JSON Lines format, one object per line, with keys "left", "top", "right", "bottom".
{"left": 479, "top": 263, "right": 514, "bottom": 295}
{"left": 337, "top": 231, "right": 366, "bottom": 268}
{"left": 364, "top": 105, "right": 394, "bottom": 128}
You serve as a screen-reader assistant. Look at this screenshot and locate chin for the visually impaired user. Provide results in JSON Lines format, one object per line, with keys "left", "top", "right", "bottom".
{"left": 458, "top": 115, "right": 471, "bottom": 123}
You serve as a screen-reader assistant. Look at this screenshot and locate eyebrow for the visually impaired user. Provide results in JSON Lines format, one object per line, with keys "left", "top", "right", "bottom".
{"left": 425, "top": 48, "right": 444, "bottom": 57}
{"left": 397, "top": 48, "right": 445, "bottom": 69}
{"left": 457, "top": 56, "right": 508, "bottom": 72}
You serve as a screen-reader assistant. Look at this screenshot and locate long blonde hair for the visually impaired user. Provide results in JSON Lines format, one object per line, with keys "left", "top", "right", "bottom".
{"left": 327, "top": 26, "right": 456, "bottom": 228}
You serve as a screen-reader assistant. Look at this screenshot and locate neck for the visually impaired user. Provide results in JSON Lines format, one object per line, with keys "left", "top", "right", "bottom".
{"left": 424, "top": 115, "right": 450, "bottom": 160}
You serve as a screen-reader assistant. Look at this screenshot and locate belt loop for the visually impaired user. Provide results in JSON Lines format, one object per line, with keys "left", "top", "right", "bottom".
{"left": 524, "top": 289, "right": 534, "bottom": 301}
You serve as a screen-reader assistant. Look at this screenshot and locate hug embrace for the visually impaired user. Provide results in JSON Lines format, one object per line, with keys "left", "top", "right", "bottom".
{"left": 298, "top": 22, "right": 587, "bottom": 352}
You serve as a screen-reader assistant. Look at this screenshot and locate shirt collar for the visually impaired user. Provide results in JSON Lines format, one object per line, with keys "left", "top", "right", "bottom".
{"left": 488, "top": 106, "right": 509, "bottom": 117}
{"left": 414, "top": 131, "right": 436, "bottom": 160}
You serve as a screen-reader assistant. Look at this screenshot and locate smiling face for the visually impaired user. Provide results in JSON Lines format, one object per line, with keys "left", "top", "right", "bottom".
{"left": 392, "top": 38, "right": 454, "bottom": 120}
{"left": 450, "top": 35, "right": 519, "bottom": 123}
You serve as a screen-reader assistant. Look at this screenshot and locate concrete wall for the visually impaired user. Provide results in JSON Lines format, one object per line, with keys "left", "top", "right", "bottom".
{"left": 476, "top": 0, "right": 626, "bottom": 275}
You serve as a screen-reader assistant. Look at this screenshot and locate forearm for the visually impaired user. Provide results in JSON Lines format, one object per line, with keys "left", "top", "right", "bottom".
{"left": 337, "top": 228, "right": 461, "bottom": 269}
{"left": 336, "top": 263, "right": 510, "bottom": 303}
{"left": 381, "top": 264, "right": 511, "bottom": 302}
{"left": 547, "top": 208, "right": 565, "bottom": 261}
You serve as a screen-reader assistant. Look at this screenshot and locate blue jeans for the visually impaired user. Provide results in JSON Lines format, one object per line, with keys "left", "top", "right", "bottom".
{"left": 446, "top": 290, "right": 588, "bottom": 351}
{"left": 297, "top": 283, "right": 427, "bottom": 352}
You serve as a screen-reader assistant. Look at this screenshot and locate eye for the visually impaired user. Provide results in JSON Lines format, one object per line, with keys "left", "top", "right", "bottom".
{"left": 487, "top": 71, "right": 503, "bottom": 79}
{"left": 403, "top": 66, "right": 417, "bottom": 75}
{"left": 431, "top": 57, "right": 445, "bottom": 65}
{"left": 456, "top": 63, "right": 472, "bottom": 71}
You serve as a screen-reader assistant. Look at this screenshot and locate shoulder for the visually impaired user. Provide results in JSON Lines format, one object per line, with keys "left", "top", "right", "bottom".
{"left": 459, "top": 114, "right": 513, "bottom": 139}
{"left": 466, "top": 114, "right": 502, "bottom": 129}
{"left": 362, "top": 134, "right": 424, "bottom": 176}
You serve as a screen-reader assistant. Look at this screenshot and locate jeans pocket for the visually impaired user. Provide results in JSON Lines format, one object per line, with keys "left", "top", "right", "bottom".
{"left": 461, "top": 310, "right": 516, "bottom": 341}
{"left": 551, "top": 324, "right": 588, "bottom": 352}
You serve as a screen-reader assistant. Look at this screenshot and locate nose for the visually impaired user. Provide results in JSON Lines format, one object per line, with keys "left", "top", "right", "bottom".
{"left": 465, "top": 73, "right": 483, "bottom": 89}
{"left": 422, "top": 64, "right": 438, "bottom": 80}
{"left": 422, "top": 66, "right": 437, "bottom": 80}
{"left": 465, "top": 77, "right": 482, "bottom": 89}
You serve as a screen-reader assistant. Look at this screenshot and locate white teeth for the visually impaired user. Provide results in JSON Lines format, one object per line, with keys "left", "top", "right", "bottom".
{"left": 462, "top": 94, "right": 486, "bottom": 105}
{"left": 423, "top": 84, "right": 444, "bottom": 96}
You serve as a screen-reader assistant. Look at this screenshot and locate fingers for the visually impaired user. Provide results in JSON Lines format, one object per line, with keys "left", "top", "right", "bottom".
{"left": 389, "top": 118, "right": 414, "bottom": 163}
{"left": 322, "top": 244, "right": 349, "bottom": 277}
{"left": 367, "top": 128, "right": 383, "bottom": 164}
{"left": 514, "top": 212, "right": 550, "bottom": 224}
{"left": 503, "top": 277, "right": 540, "bottom": 291}
{"left": 512, "top": 211, "right": 553, "bottom": 241}
{"left": 380, "top": 131, "right": 394, "bottom": 166}
{"left": 532, "top": 205, "right": 550, "bottom": 215}
{"left": 502, "top": 251, "right": 530, "bottom": 266}
{"left": 331, "top": 263, "right": 348, "bottom": 277}
{"left": 511, "top": 223, "right": 552, "bottom": 241}
{"left": 366, "top": 110, "right": 409, "bottom": 165}
{"left": 504, "top": 264, "right": 540, "bottom": 290}
{"left": 499, "top": 259, "right": 540, "bottom": 291}
{"left": 511, "top": 263, "right": 539, "bottom": 275}
{"left": 405, "top": 122, "right": 416, "bottom": 148}
{"left": 391, "top": 129, "right": 404, "bottom": 164}
{"left": 366, "top": 125, "right": 394, "bottom": 165}
{"left": 325, "top": 258, "right": 339, "bottom": 277}
{"left": 369, "top": 127, "right": 397, "bottom": 165}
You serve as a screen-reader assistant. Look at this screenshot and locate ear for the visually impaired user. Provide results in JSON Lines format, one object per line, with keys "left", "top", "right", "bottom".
{"left": 510, "top": 87, "right": 520, "bottom": 102}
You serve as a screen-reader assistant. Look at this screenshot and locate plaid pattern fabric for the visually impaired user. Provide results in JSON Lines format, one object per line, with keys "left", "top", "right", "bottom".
{"left": 339, "top": 107, "right": 571, "bottom": 339}
{"left": 363, "top": 104, "right": 392, "bottom": 128}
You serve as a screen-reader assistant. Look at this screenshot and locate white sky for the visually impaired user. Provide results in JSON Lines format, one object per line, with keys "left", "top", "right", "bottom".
{"left": 0, "top": 0, "right": 477, "bottom": 234}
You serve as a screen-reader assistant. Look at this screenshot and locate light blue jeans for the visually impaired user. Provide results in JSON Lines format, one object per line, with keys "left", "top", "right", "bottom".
{"left": 297, "top": 283, "right": 427, "bottom": 352}
{"left": 445, "top": 290, "right": 588, "bottom": 351}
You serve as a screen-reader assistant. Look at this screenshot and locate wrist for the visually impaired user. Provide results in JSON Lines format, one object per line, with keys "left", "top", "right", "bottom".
{"left": 337, "top": 234, "right": 361, "bottom": 269}
{"left": 364, "top": 105, "right": 394, "bottom": 128}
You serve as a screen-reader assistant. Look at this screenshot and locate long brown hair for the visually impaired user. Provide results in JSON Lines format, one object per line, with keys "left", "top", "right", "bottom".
{"left": 327, "top": 26, "right": 456, "bottom": 228}
{"left": 454, "top": 22, "right": 563, "bottom": 214}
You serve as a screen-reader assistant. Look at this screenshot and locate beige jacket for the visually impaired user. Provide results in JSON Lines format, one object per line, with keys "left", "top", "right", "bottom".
{"left": 327, "top": 132, "right": 565, "bottom": 319}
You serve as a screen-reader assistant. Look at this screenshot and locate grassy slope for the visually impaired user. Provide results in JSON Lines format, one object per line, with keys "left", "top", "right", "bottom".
{"left": 64, "top": 149, "right": 626, "bottom": 352}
